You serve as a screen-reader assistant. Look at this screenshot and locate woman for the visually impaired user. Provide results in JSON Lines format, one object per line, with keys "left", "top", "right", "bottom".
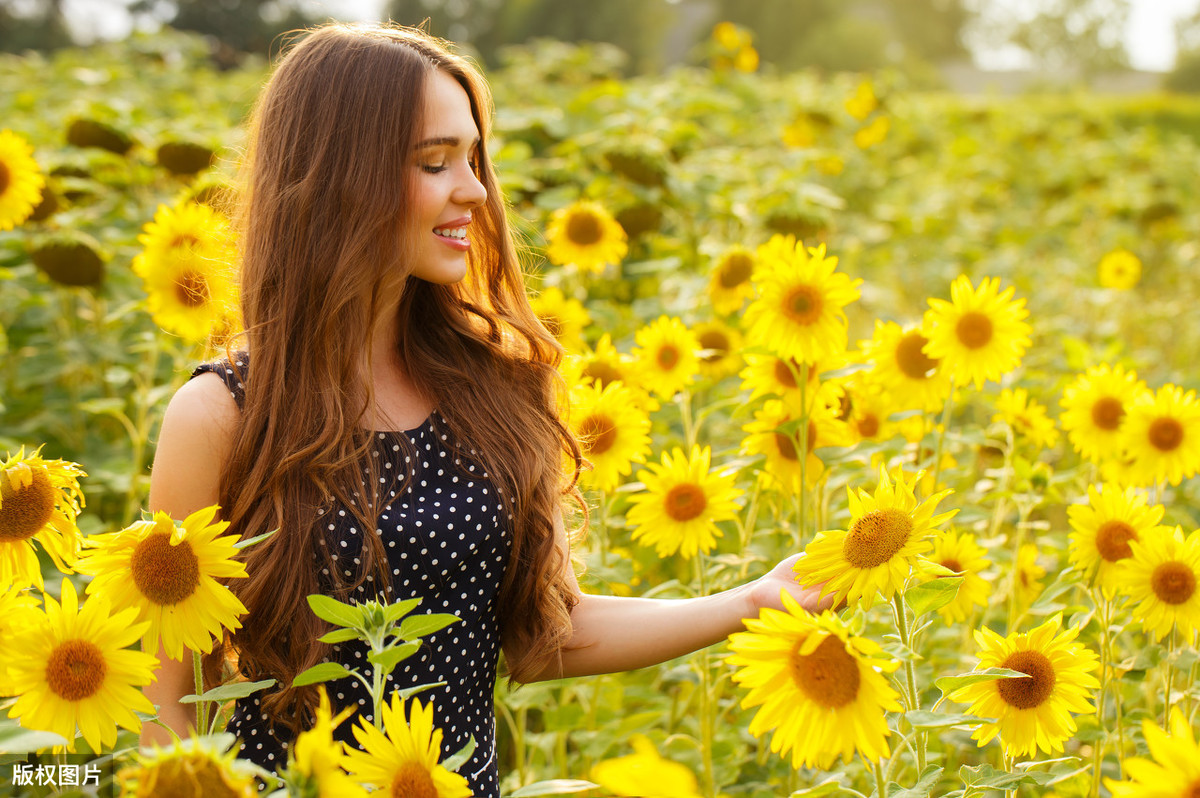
{"left": 144, "top": 22, "right": 826, "bottom": 795}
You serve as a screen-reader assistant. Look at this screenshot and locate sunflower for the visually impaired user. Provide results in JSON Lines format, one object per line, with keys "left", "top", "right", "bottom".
{"left": 344, "top": 695, "right": 472, "bottom": 798}
{"left": 1068, "top": 483, "right": 1166, "bottom": 597}
{"left": 738, "top": 352, "right": 844, "bottom": 410}
{"left": 0, "top": 447, "right": 86, "bottom": 589}
{"left": 743, "top": 235, "right": 862, "bottom": 365}
{"left": 1106, "top": 708, "right": 1200, "bottom": 798}
{"left": 117, "top": 735, "right": 259, "bottom": 797}
{"left": 627, "top": 445, "right": 742, "bottom": 559}
{"left": 1013, "top": 543, "right": 1046, "bottom": 608}
{"left": 921, "top": 527, "right": 991, "bottom": 624}
{"left": 544, "top": 200, "right": 628, "bottom": 274}
{"left": 727, "top": 601, "right": 901, "bottom": 770}
{"left": 924, "top": 275, "right": 1032, "bottom": 389}
{"left": 1098, "top": 249, "right": 1142, "bottom": 290}
{"left": 844, "top": 80, "right": 878, "bottom": 121}
{"left": 741, "top": 398, "right": 852, "bottom": 494}
{"left": 569, "top": 380, "right": 652, "bottom": 493}
{"left": 949, "top": 614, "right": 1099, "bottom": 758}
{"left": 692, "top": 319, "right": 743, "bottom": 381}
{"left": 632, "top": 316, "right": 700, "bottom": 400}
{"left": 530, "top": 285, "right": 590, "bottom": 353}
{"left": 0, "top": 585, "right": 40, "bottom": 694}
{"left": 284, "top": 688, "right": 369, "bottom": 798}
{"left": 864, "top": 320, "right": 952, "bottom": 413}
{"left": 842, "top": 379, "right": 899, "bottom": 444}
{"left": 854, "top": 116, "right": 890, "bottom": 150}
{"left": 77, "top": 505, "right": 248, "bottom": 660}
{"left": 1117, "top": 525, "right": 1200, "bottom": 643}
{"left": 708, "top": 246, "right": 757, "bottom": 315}
{"left": 1119, "top": 384, "right": 1200, "bottom": 487}
{"left": 796, "top": 466, "right": 957, "bottom": 610}
{"left": 0, "top": 129, "right": 45, "bottom": 230}
{"left": 7, "top": 579, "right": 157, "bottom": 753}
{"left": 590, "top": 735, "right": 701, "bottom": 798}
{"left": 992, "top": 388, "right": 1059, "bottom": 451}
{"left": 1060, "top": 363, "right": 1148, "bottom": 464}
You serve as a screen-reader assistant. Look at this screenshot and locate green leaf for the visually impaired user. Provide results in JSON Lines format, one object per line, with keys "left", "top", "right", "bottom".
{"left": 318, "top": 628, "right": 361, "bottom": 645}
{"left": 441, "top": 735, "right": 477, "bottom": 772}
{"left": 508, "top": 780, "right": 599, "bottom": 797}
{"left": 398, "top": 613, "right": 461, "bottom": 641}
{"left": 890, "top": 765, "right": 944, "bottom": 798}
{"left": 367, "top": 642, "right": 420, "bottom": 673}
{"left": 394, "top": 682, "right": 446, "bottom": 701}
{"left": 958, "top": 764, "right": 1054, "bottom": 790}
{"left": 292, "top": 662, "right": 353, "bottom": 687}
{"left": 788, "top": 776, "right": 847, "bottom": 796}
{"left": 306, "top": 594, "right": 362, "bottom": 629}
{"left": 0, "top": 719, "right": 70, "bottom": 754}
{"left": 936, "top": 668, "right": 1030, "bottom": 698}
{"left": 180, "top": 679, "right": 276, "bottom": 704}
{"left": 905, "top": 577, "right": 963, "bottom": 617}
{"left": 904, "top": 711, "right": 988, "bottom": 730}
{"left": 383, "top": 598, "right": 422, "bottom": 624}
{"left": 234, "top": 529, "right": 277, "bottom": 550}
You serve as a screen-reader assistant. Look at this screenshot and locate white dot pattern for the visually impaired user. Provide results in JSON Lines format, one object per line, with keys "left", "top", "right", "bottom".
{"left": 193, "top": 359, "right": 511, "bottom": 796}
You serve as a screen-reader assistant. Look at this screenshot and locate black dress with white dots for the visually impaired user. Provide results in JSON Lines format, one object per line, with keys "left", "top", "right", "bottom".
{"left": 192, "top": 357, "right": 511, "bottom": 797}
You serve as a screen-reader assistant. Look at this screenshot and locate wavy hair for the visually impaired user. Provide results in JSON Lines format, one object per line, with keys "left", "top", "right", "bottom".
{"left": 205, "top": 22, "right": 581, "bottom": 733}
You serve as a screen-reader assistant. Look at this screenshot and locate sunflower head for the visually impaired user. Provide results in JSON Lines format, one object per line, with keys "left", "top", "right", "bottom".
{"left": 632, "top": 316, "right": 700, "bottom": 399}
{"left": 118, "top": 735, "right": 259, "bottom": 797}
{"left": 0, "top": 447, "right": 86, "bottom": 588}
{"left": 30, "top": 231, "right": 106, "bottom": 287}
{"left": 1120, "top": 384, "right": 1200, "bottom": 487}
{"left": 569, "top": 380, "right": 652, "bottom": 493}
{"left": 545, "top": 200, "right": 628, "bottom": 274}
{"left": 0, "top": 129, "right": 46, "bottom": 231}
{"left": 285, "top": 688, "right": 369, "bottom": 797}
{"left": 923, "top": 275, "right": 1031, "bottom": 389}
{"left": 590, "top": 734, "right": 701, "bottom": 798}
{"left": 156, "top": 140, "right": 216, "bottom": 176}
{"left": 1119, "top": 526, "right": 1200, "bottom": 642}
{"left": 627, "top": 445, "right": 742, "bottom": 559}
{"left": 1098, "top": 249, "right": 1141, "bottom": 290}
{"left": 1060, "top": 363, "right": 1148, "bottom": 463}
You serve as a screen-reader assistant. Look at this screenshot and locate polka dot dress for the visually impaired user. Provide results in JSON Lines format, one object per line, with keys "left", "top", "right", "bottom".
{"left": 192, "top": 358, "right": 511, "bottom": 797}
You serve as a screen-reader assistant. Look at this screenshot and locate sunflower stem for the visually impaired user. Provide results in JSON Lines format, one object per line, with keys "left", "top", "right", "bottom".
{"left": 1089, "top": 592, "right": 1110, "bottom": 798}
{"left": 873, "top": 756, "right": 888, "bottom": 798}
{"left": 694, "top": 555, "right": 716, "bottom": 798}
{"left": 929, "top": 376, "right": 955, "bottom": 491}
{"left": 1164, "top": 626, "right": 1177, "bottom": 728}
{"left": 192, "top": 650, "right": 207, "bottom": 734}
{"left": 679, "top": 389, "right": 698, "bottom": 450}
{"left": 891, "top": 592, "right": 926, "bottom": 772}
{"left": 797, "top": 361, "right": 811, "bottom": 548}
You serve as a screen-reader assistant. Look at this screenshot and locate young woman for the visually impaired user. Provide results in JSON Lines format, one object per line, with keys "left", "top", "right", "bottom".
{"left": 143, "top": 22, "right": 827, "bottom": 796}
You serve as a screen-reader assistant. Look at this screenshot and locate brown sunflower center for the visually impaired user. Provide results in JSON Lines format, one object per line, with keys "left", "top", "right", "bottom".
{"left": 390, "top": 760, "right": 438, "bottom": 798}
{"left": 791, "top": 635, "right": 860, "bottom": 708}
{"left": 146, "top": 753, "right": 242, "bottom": 798}
{"left": 842, "top": 508, "right": 914, "bottom": 568}
{"left": 772, "top": 358, "right": 802, "bottom": 388}
{"left": 45, "top": 639, "right": 107, "bottom": 701}
{"left": 856, "top": 414, "right": 880, "bottom": 438}
{"left": 565, "top": 211, "right": 604, "bottom": 246}
{"left": 717, "top": 252, "right": 754, "bottom": 288}
{"left": 0, "top": 161, "right": 10, "bottom": 195}
{"left": 940, "top": 558, "right": 963, "bottom": 574}
{"left": 996, "top": 650, "right": 1056, "bottom": 709}
{"left": 1185, "top": 779, "right": 1200, "bottom": 798}
{"left": 1147, "top": 417, "right": 1184, "bottom": 453}
{"left": 697, "top": 330, "right": 730, "bottom": 363}
{"left": 0, "top": 467, "right": 56, "bottom": 542}
{"left": 175, "top": 271, "right": 210, "bottom": 308}
{"left": 131, "top": 533, "right": 201, "bottom": 606}
{"left": 579, "top": 414, "right": 618, "bottom": 457}
{"left": 1090, "top": 397, "right": 1124, "bottom": 431}
{"left": 656, "top": 344, "right": 680, "bottom": 370}
{"left": 955, "top": 311, "right": 993, "bottom": 349}
{"left": 1095, "top": 520, "right": 1138, "bottom": 562}
{"left": 1151, "top": 561, "right": 1197, "bottom": 605}
{"left": 582, "top": 362, "right": 621, "bottom": 388}
{"left": 539, "top": 314, "right": 562, "bottom": 337}
{"left": 664, "top": 484, "right": 707, "bottom": 521}
{"left": 784, "top": 285, "right": 824, "bottom": 325}
{"left": 896, "top": 332, "right": 938, "bottom": 379}
{"left": 169, "top": 234, "right": 203, "bottom": 251}
{"left": 774, "top": 420, "right": 817, "bottom": 461}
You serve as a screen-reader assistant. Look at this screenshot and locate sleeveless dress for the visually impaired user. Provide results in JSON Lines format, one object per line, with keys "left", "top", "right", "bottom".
{"left": 192, "top": 357, "right": 511, "bottom": 797}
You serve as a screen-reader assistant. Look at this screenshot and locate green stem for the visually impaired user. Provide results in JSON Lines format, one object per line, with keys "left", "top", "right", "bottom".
{"left": 695, "top": 556, "right": 715, "bottom": 798}
{"left": 930, "top": 377, "right": 956, "bottom": 490}
{"left": 892, "top": 593, "right": 926, "bottom": 772}
{"left": 192, "top": 651, "right": 207, "bottom": 734}
{"left": 796, "top": 361, "right": 810, "bottom": 548}
{"left": 873, "top": 757, "right": 888, "bottom": 798}
{"left": 1090, "top": 593, "right": 1110, "bottom": 798}
{"left": 679, "top": 389, "right": 698, "bottom": 450}
{"left": 1164, "top": 627, "right": 1177, "bottom": 728}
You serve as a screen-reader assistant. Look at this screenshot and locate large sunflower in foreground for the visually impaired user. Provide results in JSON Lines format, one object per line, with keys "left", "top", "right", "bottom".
{"left": 0, "top": 129, "right": 45, "bottom": 230}
{"left": 796, "top": 466, "right": 957, "bottom": 610}
{"left": 992, "top": 387, "right": 1059, "bottom": 451}
{"left": 741, "top": 398, "right": 852, "bottom": 494}
{"left": 118, "top": 735, "right": 259, "bottom": 797}
{"left": 1106, "top": 708, "right": 1200, "bottom": 798}
{"left": 1059, "top": 363, "right": 1148, "bottom": 464}
{"left": 949, "top": 613, "right": 1099, "bottom": 758}
{"left": 0, "top": 447, "right": 86, "bottom": 589}
{"left": 708, "top": 246, "right": 757, "bottom": 315}
{"left": 921, "top": 527, "right": 991, "bottom": 624}
{"left": 77, "top": 505, "right": 248, "bottom": 660}
{"left": 544, "top": 199, "right": 628, "bottom": 274}
{"left": 1068, "top": 483, "right": 1166, "bottom": 597}
{"left": 1116, "top": 525, "right": 1200, "bottom": 643}
{"left": 924, "top": 275, "right": 1031, "bottom": 389}
{"left": 344, "top": 695, "right": 472, "bottom": 798}
{"left": 864, "top": 320, "right": 952, "bottom": 413}
{"left": 742, "top": 235, "right": 861, "bottom": 365}
{"left": 632, "top": 315, "right": 700, "bottom": 400}
{"left": 284, "top": 688, "right": 369, "bottom": 798}
{"left": 1119, "top": 384, "right": 1200, "bottom": 487}
{"left": 627, "top": 445, "right": 742, "bottom": 559}
{"left": 569, "top": 380, "right": 652, "bottom": 493}
{"left": 7, "top": 579, "right": 157, "bottom": 753}
{"left": 727, "top": 600, "right": 901, "bottom": 770}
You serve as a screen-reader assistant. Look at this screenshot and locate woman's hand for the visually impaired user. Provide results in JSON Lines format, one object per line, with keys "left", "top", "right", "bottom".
{"left": 745, "top": 553, "right": 837, "bottom": 616}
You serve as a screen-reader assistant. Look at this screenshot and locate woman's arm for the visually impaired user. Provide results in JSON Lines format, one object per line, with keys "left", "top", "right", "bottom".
{"left": 140, "top": 372, "right": 240, "bottom": 746}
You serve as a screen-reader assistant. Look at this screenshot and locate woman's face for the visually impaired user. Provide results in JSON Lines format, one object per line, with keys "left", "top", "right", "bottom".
{"left": 407, "top": 69, "right": 488, "bottom": 285}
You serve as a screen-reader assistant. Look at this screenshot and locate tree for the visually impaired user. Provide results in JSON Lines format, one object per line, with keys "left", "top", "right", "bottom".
{"left": 968, "top": 0, "right": 1131, "bottom": 79}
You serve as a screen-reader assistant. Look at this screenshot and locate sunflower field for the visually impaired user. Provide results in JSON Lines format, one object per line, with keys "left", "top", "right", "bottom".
{"left": 3, "top": 21, "right": 1200, "bottom": 798}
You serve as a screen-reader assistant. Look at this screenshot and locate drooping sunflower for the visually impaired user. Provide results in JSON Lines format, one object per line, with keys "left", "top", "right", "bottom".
{"left": 708, "top": 246, "right": 757, "bottom": 315}
{"left": 632, "top": 316, "right": 700, "bottom": 400}
{"left": 864, "top": 320, "right": 952, "bottom": 413}
{"left": 530, "top": 285, "right": 590, "bottom": 353}
{"left": 1060, "top": 363, "right": 1149, "bottom": 464}
{"left": 590, "top": 734, "right": 701, "bottom": 798}
{"left": 7, "top": 579, "right": 157, "bottom": 753}
{"left": 344, "top": 695, "right": 472, "bottom": 798}
{"left": 569, "top": 380, "right": 652, "bottom": 493}
{"left": 949, "top": 614, "right": 1099, "bottom": 758}
{"left": 796, "top": 466, "right": 957, "bottom": 610}
{"left": 0, "top": 129, "right": 45, "bottom": 231}
{"left": 741, "top": 398, "right": 852, "bottom": 494}
{"left": 1068, "top": 483, "right": 1166, "bottom": 597}
{"left": 743, "top": 235, "right": 862, "bottom": 365}
{"left": 1117, "top": 525, "right": 1200, "bottom": 643}
{"left": 992, "top": 388, "right": 1059, "bottom": 451}
{"left": 0, "top": 585, "right": 40, "bottom": 694}
{"left": 921, "top": 527, "right": 991, "bottom": 624}
{"left": 77, "top": 505, "right": 248, "bottom": 660}
{"left": 544, "top": 199, "right": 628, "bottom": 274}
{"left": 627, "top": 445, "right": 742, "bottom": 560}
{"left": 1106, "top": 708, "right": 1200, "bottom": 798}
{"left": 692, "top": 319, "right": 743, "bottom": 381}
{"left": 1119, "top": 384, "right": 1200, "bottom": 487}
{"left": 1098, "top": 248, "right": 1142, "bottom": 290}
{"left": 117, "top": 735, "right": 259, "bottom": 797}
{"left": 0, "top": 447, "right": 86, "bottom": 589}
{"left": 727, "top": 600, "right": 901, "bottom": 770}
{"left": 924, "top": 275, "right": 1032, "bottom": 389}
{"left": 284, "top": 688, "right": 369, "bottom": 798}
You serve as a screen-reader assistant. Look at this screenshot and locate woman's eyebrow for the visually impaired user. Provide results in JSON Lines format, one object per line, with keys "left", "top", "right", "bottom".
{"left": 415, "top": 135, "right": 481, "bottom": 149}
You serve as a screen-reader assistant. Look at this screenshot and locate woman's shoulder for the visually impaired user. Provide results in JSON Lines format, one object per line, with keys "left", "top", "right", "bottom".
{"left": 191, "top": 351, "right": 249, "bottom": 409}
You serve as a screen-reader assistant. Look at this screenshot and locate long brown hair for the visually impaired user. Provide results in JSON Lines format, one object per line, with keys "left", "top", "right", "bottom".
{"left": 206, "top": 22, "right": 581, "bottom": 731}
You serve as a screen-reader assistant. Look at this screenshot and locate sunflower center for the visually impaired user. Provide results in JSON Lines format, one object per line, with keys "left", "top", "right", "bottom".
{"left": 790, "top": 634, "right": 860, "bottom": 708}
{"left": 784, "top": 285, "right": 824, "bottom": 325}
{"left": 1147, "top": 417, "right": 1184, "bottom": 453}
{"left": 579, "top": 414, "right": 618, "bottom": 457}
{"left": 774, "top": 420, "right": 817, "bottom": 461}
{"left": 0, "top": 161, "right": 10, "bottom": 195}
{"left": 955, "top": 311, "right": 993, "bottom": 349}
{"left": 582, "top": 362, "right": 621, "bottom": 388}
{"left": 996, "top": 650, "right": 1056, "bottom": 709}
{"left": 697, "top": 330, "right": 730, "bottom": 363}
{"left": 856, "top": 414, "right": 880, "bottom": 438}
{"left": 1186, "top": 779, "right": 1200, "bottom": 798}
{"left": 390, "top": 760, "right": 438, "bottom": 798}
{"left": 565, "top": 211, "right": 604, "bottom": 246}
{"left": 842, "top": 508, "right": 914, "bottom": 568}
{"left": 1095, "top": 520, "right": 1137, "bottom": 562}
{"left": 772, "top": 358, "right": 801, "bottom": 388}
{"left": 718, "top": 253, "right": 754, "bottom": 288}
{"left": 169, "top": 234, "right": 203, "bottom": 250}
{"left": 1090, "top": 397, "right": 1124, "bottom": 431}
{"left": 131, "top": 533, "right": 201, "bottom": 606}
{"left": 1151, "top": 561, "right": 1197, "bottom": 605}
{"left": 0, "top": 467, "right": 56, "bottom": 542}
{"left": 175, "top": 271, "right": 210, "bottom": 308}
{"left": 45, "top": 639, "right": 107, "bottom": 701}
{"left": 539, "top": 314, "right": 562, "bottom": 337}
{"left": 656, "top": 345, "right": 680, "bottom": 370}
{"left": 664, "top": 484, "right": 707, "bottom": 521}
{"left": 940, "top": 557, "right": 963, "bottom": 574}
{"left": 146, "top": 753, "right": 242, "bottom": 798}
{"left": 896, "top": 332, "right": 938, "bottom": 379}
